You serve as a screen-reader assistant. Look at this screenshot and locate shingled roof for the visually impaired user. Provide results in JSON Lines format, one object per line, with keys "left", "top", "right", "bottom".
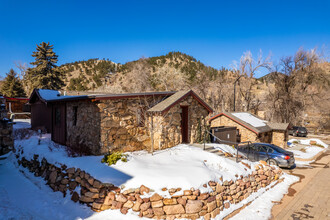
{"left": 148, "top": 90, "right": 213, "bottom": 113}
{"left": 267, "top": 122, "right": 289, "bottom": 131}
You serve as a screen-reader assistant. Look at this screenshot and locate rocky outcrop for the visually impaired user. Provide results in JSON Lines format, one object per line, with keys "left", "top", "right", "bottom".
{"left": 16, "top": 151, "right": 283, "bottom": 219}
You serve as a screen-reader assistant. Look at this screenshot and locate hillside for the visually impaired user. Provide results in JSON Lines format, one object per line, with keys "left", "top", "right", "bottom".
{"left": 59, "top": 59, "right": 119, "bottom": 91}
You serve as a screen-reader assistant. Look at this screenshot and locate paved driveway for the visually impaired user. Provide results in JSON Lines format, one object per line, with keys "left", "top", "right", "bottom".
{"left": 271, "top": 148, "right": 330, "bottom": 219}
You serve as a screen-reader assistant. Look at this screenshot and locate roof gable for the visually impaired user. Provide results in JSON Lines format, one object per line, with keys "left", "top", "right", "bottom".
{"left": 147, "top": 90, "right": 213, "bottom": 113}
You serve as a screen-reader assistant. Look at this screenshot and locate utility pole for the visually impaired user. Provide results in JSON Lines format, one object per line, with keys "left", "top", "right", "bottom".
{"left": 233, "top": 75, "right": 242, "bottom": 112}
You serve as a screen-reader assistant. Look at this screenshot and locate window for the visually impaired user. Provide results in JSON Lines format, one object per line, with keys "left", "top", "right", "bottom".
{"left": 55, "top": 107, "right": 61, "bottom": 125}
{"left": 73, "top": 106, "right": 78, "bottom": 126}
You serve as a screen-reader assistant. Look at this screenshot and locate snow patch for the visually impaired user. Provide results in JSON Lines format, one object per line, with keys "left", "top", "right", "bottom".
{"left": 232, "top": 112, "right": 267, "bottom": 128}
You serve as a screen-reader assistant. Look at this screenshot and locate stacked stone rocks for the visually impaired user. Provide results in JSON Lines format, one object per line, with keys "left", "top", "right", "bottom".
{"left": 0, "top": 121, "right": 13, "bottom": 155}
{"left": 17, "top": 153, "right": 282, "bottom": 220}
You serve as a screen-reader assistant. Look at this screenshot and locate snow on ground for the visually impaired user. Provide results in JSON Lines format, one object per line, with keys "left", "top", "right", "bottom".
{"left": 287, "top": 138, "right": 328, "bottom": 160}
{"left": 209, "top": 143, "right": 237, "bottom": 155}
{"left": 294, "top": 160, "right": 315, "bottom": 168}
{"left": 231, "top": 112, "right": 267, "bottom": 127}
{"left": 113, "top": 144, "right": 254, "bottom": 194}
{"left": 0, "top": 154, "right": 93, "bottom": 220}
{"left": 229, "top": 173, "right": 299, "bottom": 220}
{"left": 13, "top": 118, "right": 31, "bottom": 130}
{"left": 288, "top": 138, "right": 328, "bottom": 148}
{"left": 288, "top": 147, "right": 324, "bottom": 159}
{"left": 1, "top": 119, "right": 299, "bottom": 219}
{"left": 15, "top": 134, "right": 256, "bottom": 195}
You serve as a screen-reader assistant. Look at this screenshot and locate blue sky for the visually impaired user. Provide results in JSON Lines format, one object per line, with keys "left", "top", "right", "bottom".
{"left": 0, "top": 0, "right": 329, "bottom": 78}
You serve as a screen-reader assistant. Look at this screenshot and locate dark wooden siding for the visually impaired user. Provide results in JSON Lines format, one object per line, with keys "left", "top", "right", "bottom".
{"left": 211, "top": 126, "right": 237, "bottom": 144}
{"left": 31, "top": 100, "right": 52, "bottom": 132}
{"left": 51, "top": 103, "right": 66, "bottom": 145}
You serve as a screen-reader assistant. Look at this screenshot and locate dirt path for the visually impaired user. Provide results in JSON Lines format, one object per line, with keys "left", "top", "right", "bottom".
{"left": 271, "top": 148, "right": 330, "bottom": 219}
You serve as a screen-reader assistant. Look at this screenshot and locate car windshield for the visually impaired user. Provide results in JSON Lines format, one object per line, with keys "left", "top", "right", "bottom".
{"left": 269, "top": 144, "right": 288, "bottom": 154}
{"left": 298, "top": 127, "right": 307, "bottom": 131}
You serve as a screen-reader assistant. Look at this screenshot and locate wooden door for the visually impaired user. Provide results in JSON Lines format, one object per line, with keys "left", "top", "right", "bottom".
{"left": 181, "top": 106, "right": 189, "bottom": 143}
{"left": 52, "top": 103, "right": 66, "bottom": 145}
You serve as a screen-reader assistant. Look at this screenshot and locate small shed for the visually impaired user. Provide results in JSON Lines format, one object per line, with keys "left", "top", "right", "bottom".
{"left": 209, "top": 112, "right": 289, "bottom": 147}
{"left": 209, "top": 112, "right": 272, "bottom": 144}
{"left": 28, "top": 89, "right": 68, "bottom": 132}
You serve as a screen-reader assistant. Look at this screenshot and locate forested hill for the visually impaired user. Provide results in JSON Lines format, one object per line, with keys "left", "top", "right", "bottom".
{"left": 58, "top": 52, "right": 232, "bottom": 92}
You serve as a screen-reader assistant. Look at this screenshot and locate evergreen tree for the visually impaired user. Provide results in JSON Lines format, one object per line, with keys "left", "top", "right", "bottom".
{"left": 1, "top": 69, "right": 26, "bottom": 97}
{"left": 26, "top": 42, "right": 64, "bottom": 92}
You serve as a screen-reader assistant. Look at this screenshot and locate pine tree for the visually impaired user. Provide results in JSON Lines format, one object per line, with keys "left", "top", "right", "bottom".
{"left": 1, "top": 69, "right": 26, "bottom": 97}
{"left": 26, "top": 42, "right": 64, "bottom": 92}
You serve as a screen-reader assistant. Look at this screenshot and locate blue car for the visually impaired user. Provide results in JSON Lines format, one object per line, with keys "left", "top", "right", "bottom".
{"left": 237, "top": 143, "right": 295, "bottom": 168}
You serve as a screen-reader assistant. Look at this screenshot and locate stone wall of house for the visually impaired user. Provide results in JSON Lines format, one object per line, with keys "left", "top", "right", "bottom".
{"left": 66, "top": 101, "right": 101, "bottom": 155}
{"left": 16, "top": 151, "right": 283, "bottom": 220}
{"left": 210, "top": 116, "right": 258, "bottom": 143}
{"left": 152, "top": 96, "right": 209, "bottom": 150}
{"left": 66, "top": 95, "right": 210, "bottom": 155}
{"left": 258, "top": 131, "right": 273, "bottom": 144}
{"left": 272, "top": 131, "right": 288, "bottom": 148}
{"left": 0, "top": 121, "right": 13, "bottom": 155}
{"left": 97, "top": 96, "right": 165, "bottom": 153}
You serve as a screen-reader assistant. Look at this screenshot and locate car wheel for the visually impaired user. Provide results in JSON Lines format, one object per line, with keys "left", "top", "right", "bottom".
{"left": 267, "top": 159, "right": 278, "bottom": 166}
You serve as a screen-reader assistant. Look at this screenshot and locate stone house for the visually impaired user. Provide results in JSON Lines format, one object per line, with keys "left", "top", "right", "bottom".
{"left": 39, "top": 90, "right": 213, "bottom": 155}
{"left": 209, "top": 112, "right": 289, "bottom": 148}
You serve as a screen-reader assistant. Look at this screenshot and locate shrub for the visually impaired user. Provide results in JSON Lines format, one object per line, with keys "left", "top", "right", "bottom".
{"left": 102, "top": 152, "right": 128, "bottom": 165}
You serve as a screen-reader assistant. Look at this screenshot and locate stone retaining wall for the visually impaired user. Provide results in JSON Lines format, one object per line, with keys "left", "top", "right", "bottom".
{"left": 0, "top": 121, "right": 13, "bottom": 155}
{"left": 16, "top": 151, "right": 283, "bottom": 220}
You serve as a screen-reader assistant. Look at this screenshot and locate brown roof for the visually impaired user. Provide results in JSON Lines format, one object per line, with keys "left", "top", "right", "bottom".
{"left": 267, "top": 122, "right": 289, "bottom": 131}
{"left": 92, "top": 91, "right": 176, "bottom": 100}
{"left": 147, "top": 90, "right": 213, "bottom": 113}
{"left": 46, "top": 91, "right": 176, "bottom": 102}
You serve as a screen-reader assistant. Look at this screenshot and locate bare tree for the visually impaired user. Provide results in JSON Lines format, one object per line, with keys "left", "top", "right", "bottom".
{"left": 266, "top": 48, "right": 329, "bottom": 125}
{"left": 232, "top": 50, "right": 272, "bottom": 112}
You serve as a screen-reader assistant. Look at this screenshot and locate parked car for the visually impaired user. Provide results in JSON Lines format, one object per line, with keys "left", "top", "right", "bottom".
{"left": 288, "top": 126, "right": 308, "bottom": 137}
{"left": 237, "top": 143, "right": 295, "bottom": 168}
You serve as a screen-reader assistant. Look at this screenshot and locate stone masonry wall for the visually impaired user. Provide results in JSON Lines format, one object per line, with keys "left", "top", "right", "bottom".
{"left": 97, "top": 96, "right": 165, "bottom": 153}
{"left": 66, "top": 101, "right": 101, "bottom": 155}
{"left": 0, "top": 121, "right": 13, "bottom": 155}
{"left": 152, "top": 96, "right": 209, "bottom": 150}
{"left": 66, "top": 95, "right": 210, "bottom": 155}
{"left": 272, "top": 131, "right": 288, "bottom": 148}
{"left": 16, "top": 150, "right": 283, "bottom": 220}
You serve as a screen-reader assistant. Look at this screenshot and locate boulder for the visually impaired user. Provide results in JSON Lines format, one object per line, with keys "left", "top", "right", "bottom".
{"left": 123, "top": 200, "right": 134, "bottom": 208}
{"left": 71, "top": 191, "right": 79, "bottom": 202}
{"left": 116, "top": 194, "right": 128, "bottom": 203}
{"left": 132, "top": 201, "right": 141, "bottom": 212}
{"left": 185, "top": 200, "right": 203, "bottom": 214}
{"left": 140, "top": 185, "right": 150, "bottom": 195}
{"left": 163, "top": 204, "right": 185, "bottom": 215}
{"left": 150, "top": 193, "right": 163, "bottom": 202}
{"left": 163, "top": 198, "right": 177, "bottom": 205}
{"left": 140, "top": 202, "right": 151, "bottom": 211}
